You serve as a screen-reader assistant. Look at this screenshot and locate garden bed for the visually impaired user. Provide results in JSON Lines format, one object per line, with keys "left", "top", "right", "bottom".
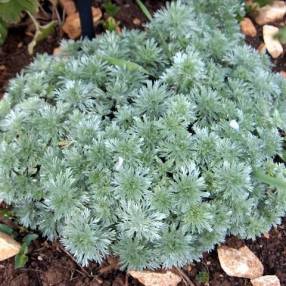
{"left": 1, "top": 1, "right": 286, "bottom": 286}
{"left": 1, "top": 214, "right": 286, "bottom": 285}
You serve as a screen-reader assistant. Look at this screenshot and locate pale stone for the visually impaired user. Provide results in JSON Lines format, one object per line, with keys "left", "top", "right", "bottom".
{"left": 0, "top": 232, "right": 21, "bottom": 261}
{"left": 263, "top": 232, "right": 270, "bottom": 239}
{"left": 240, "top": 18, "right": 257, "bottom": 37}
{"left": 217, "top": 245, "right": 264, "bottom": 279}
{"left": 229, "top": 120, "right": 240, "bottom": 131}
{"left": 263, "top": 25, "right": 283, "bottom": 58}
{"left": 53, "top": 47, "right": 62, "bottom": 56}
{"left": 114, "top": 157, "right": 124, "bottom": 171}
{"left": 280, "top": 71, "right": 286, "bottom": 78}
{"left": 129, "top": 270, "right": 182, "bottom": 286}
{"left": 251, "top": 275, "right": 281, "bottom": 286}
{"left": 62, "top": 7, "right": 102, "bottom": 39}
{"left": 133, "top": 18, "right": 141, "bottom": 26}
{"left": 255, "top": 1, "right": 286, "bottom": 25}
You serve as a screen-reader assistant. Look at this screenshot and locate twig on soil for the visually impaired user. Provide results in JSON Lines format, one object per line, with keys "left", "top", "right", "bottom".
{"left": 70, "top": 270, "right": 75, "bottom": 281}
{"left": 52, "top": 3, "right": 63, "bottom": 27}
{"left": 98, "top": 259, "right": 119, "bottom": 274}
{"left": 19, "top": 268, "right": 43, "bottom": 273}
{"left": 125, "top": 273, "right": 129, "bottom": 286}
{"left": 58, "top": 245, "right": 92, "bottom": 278}
{"left": 174, "top": 267, "right": 196, "bottom": 286}
{"left": 39, "top": 4, "right": 51, "bottom": 19}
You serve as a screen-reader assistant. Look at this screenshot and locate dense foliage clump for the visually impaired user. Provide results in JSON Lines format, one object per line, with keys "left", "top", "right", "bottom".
{"left": 1, "top": 0, "right": 286, "bottom": 269}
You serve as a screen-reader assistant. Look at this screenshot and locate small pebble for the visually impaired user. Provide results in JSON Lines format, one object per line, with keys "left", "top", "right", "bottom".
{"left": 133, "top": 18, "right": 141, "bottom": 26}
{"left": 187, "top": 265, "right": 192, "bottom": 272}
{"left": 263, "top": 25, "right": 283, "bottom": 59}
{"left": 240, "top": 18, "right": 257, "bottom": 37}
{"left": 263, "top": 232, "right": 270, "bottom": 239}
{"left": 251, "top": 275, "right": 281, "bottom": 286}
{"left": 229, "top": 120, "right": 240, "bottom": 131}
{"left": 53, "top": 47, "right": 62, "bottom": 56}
{"left": 114, "top": 157, "right": 124, "bottom": 171}
{"left": 255, "top": 1, "right": 286, "bottom": 25}
{"left": 280, "top": 71, "right": 286, "bottom": 78}
{"left": 218, "top": 245, "right": 264, "bottom": 279}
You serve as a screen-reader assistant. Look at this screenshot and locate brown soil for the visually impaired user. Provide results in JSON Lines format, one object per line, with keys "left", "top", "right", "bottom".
{"left": 0, "top": 239, "right": 142, "bottom": 286}
{"left": 113, "top": 0, "right": 165, "bottom": 29}
{"left": 0, "top": 27, "right": 60, "bottom": 99}
{"left": 194, "top": 219, "right": 286, "bottom": 286}
{"left": 1, "top": 1, "right": 286, "bottom": 286}
{"left": 1, "top": 220, "right": 286, "bottom": 286}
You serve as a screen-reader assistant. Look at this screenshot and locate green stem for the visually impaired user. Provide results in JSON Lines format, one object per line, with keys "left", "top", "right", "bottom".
{"left": 26, "top": 10, "right": 40, "bottom": 31}
{"left": 136, "top": 0, "right": 152, "bottom": 21}
{"left": 254, "top": 169, "right": 286, "bottom": 190}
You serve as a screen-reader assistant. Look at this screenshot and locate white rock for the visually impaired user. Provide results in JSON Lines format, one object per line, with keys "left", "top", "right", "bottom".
{"left": 255, "top": 1, "right": 286, "bottom": 25}
{"left": 114, "top": 157, "right": 124, "bottom": 171}
{"left": 280, "top": 71, "right": 286, "bottom": 78}
{"left": 251, "top": 275, "right": 281, "bottom": 286}
{"left": 229, "top": 120, "right": 240, "bottom": 131}
{"left": 53, "top": 47, "right": 62, "bottom": 56}
{"left": 263, "top": 25, "right": 283, "bottom": 58}
{"left": 129, "top": 270, "right": 182, "bottom": 286}
{"left": 0, "top": 232, "right": 21, "bottom": 261}
{"left": 218, "top": 245, "right": 264, "bottom": 279}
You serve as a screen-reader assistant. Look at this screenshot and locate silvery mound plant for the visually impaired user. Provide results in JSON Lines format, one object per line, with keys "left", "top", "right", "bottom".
{"left": 1, "top": 0, "right": 286, "bottom": 269}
